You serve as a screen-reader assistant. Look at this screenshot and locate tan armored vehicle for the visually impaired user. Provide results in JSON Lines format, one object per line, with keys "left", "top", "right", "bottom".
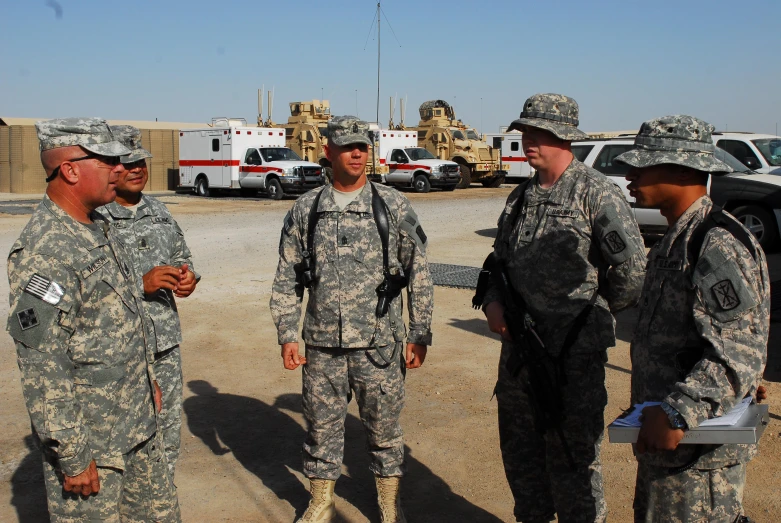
{"left": 414, "top": 100, "right": 504, "bottom": 188}
{"left": 283, "top": 100, "right": 332, "bottom": 173}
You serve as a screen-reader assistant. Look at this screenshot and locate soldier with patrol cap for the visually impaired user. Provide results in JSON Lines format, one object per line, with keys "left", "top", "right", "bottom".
{"left": 7, "top": 118, "right": 180, "bottom": 521}
{"left": 615, "top": 116, "right": 769, "bottom": 523}
{"left": 480, "top": 94, "right": 646, "bottom": 523}
{"left": 96, "top": 125, "right": 200, "bottom": 478}
{"left": 270, "top": 115, "right": 434, "bottom": 523}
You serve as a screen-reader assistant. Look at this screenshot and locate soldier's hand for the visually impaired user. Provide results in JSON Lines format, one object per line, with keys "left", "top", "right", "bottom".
{"left": 636, "top": 405, "right": 685, "bottom": 454}
{"left": 406, "top": 343, "right": 427, "bottom": 369}
{"left": 153, "top": 380, "right": 163, "bottom": 413}
{"left": 485, "top": 301, "right": 512, "bottom": 341}
{"left": 63, "top": 459, "right": 100, "bottom": 496}
{"left": 174, "top": 263, "right": 197, "bottom": 298}
{"left": 757, "top": 385, "right": 768, "bottom": 404}
{"left": 143, "top": 266, "right": 180, "bottom": 294}
{"left": 281, "top": 342, "right": 307, "bottom": 370}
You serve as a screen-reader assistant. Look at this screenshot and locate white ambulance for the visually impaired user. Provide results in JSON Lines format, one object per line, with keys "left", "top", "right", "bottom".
{"left": 484, "top": 132, "right": 534, "bottom": 181}
{"left": 375, "top": 129, "right": 460, "bottom": 192}
{"left": 178, "top": 117, "right": 324, "bottom": 199}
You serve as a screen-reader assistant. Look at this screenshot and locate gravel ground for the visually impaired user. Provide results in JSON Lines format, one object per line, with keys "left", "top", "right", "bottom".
{"left": 0, "top": 187, "right": 779, "bottom": 522}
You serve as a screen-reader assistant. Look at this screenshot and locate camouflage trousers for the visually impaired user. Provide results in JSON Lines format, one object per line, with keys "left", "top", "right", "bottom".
{"left": 496, "top": 343, "right": 608, "bottom": 523}
{"left": 634, "top": 461, "right": 746, "bottom": 523}
{"left": 43, "top": 433, "right": 180, "bottom": 522}
{"left": 154, "top": 345, "right": 183, "bottom": 478}
{"left": 302, "top": 345, "right": 405, "bottom": 480}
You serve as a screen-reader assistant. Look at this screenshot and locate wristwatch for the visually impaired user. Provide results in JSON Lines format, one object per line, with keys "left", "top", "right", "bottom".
{"left": 661, "top": 402, "right": 688, "bottom": 430}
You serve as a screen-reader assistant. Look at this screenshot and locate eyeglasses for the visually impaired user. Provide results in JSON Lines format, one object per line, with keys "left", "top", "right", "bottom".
{"left": 47, "top": 152, "right": 122, "bottom": 182}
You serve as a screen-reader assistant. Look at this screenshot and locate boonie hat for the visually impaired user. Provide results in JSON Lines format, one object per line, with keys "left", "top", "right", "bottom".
{"left": 328, "top": 115, "right": 372, "bottom": 147}
{"left": 613, "top": 115, "right": 731, "bottom": 174}
{"left": 35, "top": 117, "right": 130, "bottom": 157}
{"left": 111, "top": 125, "right": 153, "bottom": 164}
{"left": 507, "top": 93, "right": 588, "bottom": 141}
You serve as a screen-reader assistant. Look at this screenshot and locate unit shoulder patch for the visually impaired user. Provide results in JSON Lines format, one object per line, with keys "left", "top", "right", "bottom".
{"left": 604, "top": 231, "right": 626, "bottom": 254}
{"left": 711, "top": 279, "right": 740, "bottom": 310}
{"left": 16, "top": 307, "right": 39, "bottom": 330}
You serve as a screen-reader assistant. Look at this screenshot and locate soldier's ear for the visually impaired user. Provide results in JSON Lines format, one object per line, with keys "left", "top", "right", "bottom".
{"left": 58, "top": 161, "right": 80, "bottom": 184}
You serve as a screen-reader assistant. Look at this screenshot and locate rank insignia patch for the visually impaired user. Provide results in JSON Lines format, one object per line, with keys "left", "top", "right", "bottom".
{"left": 712, "top": 279, "right": 740, "bottom": 310}
{"left": 17, "top": 307, "right": 39, "bottom": 330}
{"left": 604, "top": 231, "right": 626, "bottom": 254}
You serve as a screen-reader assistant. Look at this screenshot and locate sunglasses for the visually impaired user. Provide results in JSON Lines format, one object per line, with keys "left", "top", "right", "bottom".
{"left": 46, "top": 152, "right": 122, "bottom": 182}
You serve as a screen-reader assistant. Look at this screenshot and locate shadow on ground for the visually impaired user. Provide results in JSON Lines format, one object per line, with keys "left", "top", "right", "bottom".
{"left": 184, "top": 381, "right": 502, "bottom": 522}
{"left": 10, "top": 435, "right": 48, "bottom": 523}
{"left": 474, "top": 228, "right": 498, "bottom": 239}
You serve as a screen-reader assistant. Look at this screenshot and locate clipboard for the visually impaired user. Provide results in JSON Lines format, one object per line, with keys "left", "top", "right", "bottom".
{"left": 608, "top": 404, "right": 770, "bottom": 444}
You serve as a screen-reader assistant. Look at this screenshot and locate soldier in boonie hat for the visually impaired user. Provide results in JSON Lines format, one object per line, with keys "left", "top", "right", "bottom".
{"left": 36, "top": 117, "right": 130, "bottom": 157}
{"left": 613, "top": 115, "right": 731, "bottom": 173}
{"left": 110, "top": 125, "right": 153, "bottom": 164}
{"left": 327, "top": 115, "right": 372, "bottom": 147}
{"left": 507, "top": 93, "right": 589, "bottom": 141}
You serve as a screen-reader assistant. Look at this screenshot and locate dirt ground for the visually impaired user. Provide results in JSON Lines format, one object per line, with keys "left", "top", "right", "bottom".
{"left": 0, "top": 187, "right": 779, "bottom": 523}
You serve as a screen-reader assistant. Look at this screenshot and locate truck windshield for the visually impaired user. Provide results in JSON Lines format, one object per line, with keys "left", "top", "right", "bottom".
{"left": 752, "top": 138, "right": 781, "bottom": 166}
{"left": 451, "top": 130, "right": 465, "bottom": 140}
{"left": 260, "top": 148, "right": 302, "bottom": 162}
{"left": 406, "top": 148, "right": 436, "bottom": 161}
{"left": 466, "top": 130, "right": 480, "bottom": 140}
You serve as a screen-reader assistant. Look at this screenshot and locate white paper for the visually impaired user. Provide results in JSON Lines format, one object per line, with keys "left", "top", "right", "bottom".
{"left": 611, "top": 397, "right": 753, "bottom": 428}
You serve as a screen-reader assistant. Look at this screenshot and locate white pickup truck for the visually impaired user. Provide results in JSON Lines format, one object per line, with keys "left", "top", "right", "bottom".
{"left": 376, "top": 130, "right": 460, "bottom": 192}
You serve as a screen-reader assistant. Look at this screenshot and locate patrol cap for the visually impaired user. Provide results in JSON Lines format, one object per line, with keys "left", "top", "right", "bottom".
{"left": 35, "top": 117, "right": 130, "bottom": 157}
{"left": 327, "top": 115, "right": 372, "bottom": 147}
{"left": 110, "top": 125, "right": 153, "bottom": 164}
{"left": 507, "top": 93, "right": 588, "bottom": 141}
{"left": 614, "top": 115, "right": 731, "bottom": 174}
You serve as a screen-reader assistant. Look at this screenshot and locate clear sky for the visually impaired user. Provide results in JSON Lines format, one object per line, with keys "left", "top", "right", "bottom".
{"left": 1, "top": 0, "right": 779, "bottom": 135}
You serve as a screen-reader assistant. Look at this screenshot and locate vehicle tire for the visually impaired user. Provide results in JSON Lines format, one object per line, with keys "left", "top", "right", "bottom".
{"left": 731, "top": 205, "right": 780, "bottom": 251}
{"left": 266, "top": 178, "right": 284, "bottom": 200}
{"left": 443, "top": 184, "right": 456, "bottom": 192}
{"left": 413, "top": 174, "right": 431, "bottom": 193}
{"left": 456, "top": 165, "right": 471, "bottom": 189}
{"left": 481, "top": 174, "right": 506, "bottom": 188}
{"left": 195, "top": 177, "right": 210, "bottom": 197}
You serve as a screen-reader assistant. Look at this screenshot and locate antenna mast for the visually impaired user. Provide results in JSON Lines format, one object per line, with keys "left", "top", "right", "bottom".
{"left": 376, "top": 2, "right": 381, "bottom": 124}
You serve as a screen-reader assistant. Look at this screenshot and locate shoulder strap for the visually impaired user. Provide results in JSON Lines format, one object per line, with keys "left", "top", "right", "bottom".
{"left": 688, "top": 205, "right": 758, "bottom": 268}
{"left": 370, "top": 182, "right": 391, "bottom": 275}
{"left": 305, "top": 188, "right": 325, "bottom": 260}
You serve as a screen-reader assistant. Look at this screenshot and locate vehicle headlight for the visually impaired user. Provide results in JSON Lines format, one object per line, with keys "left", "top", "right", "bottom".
{"left": 283, "top": 167, "right": 297, "bottom": 176}
{"left": 430, "top": 165, "right": 441, "bottom": 173}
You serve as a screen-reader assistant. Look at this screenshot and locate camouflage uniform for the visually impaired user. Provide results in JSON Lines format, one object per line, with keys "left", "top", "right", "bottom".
{"left": 484, "top": 95, "right": 646, "bottom": 523}
{"left": 7, "top": 118, "right": 179, "bottom": 522}
{"left": 96, "top": 125, "right": 198, "bottom": 477}
{"left": 615, "top": 116, "right": 770, "bottom": 523}
{"left": 270, "top": 117, "right": 434, "bottom": 480}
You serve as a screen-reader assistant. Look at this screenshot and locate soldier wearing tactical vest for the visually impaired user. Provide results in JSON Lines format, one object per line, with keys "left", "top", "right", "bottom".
{"left": 482, "top": 94, "right": 646, "bottom": 523}
{"left": 616, "top": 116, "right": 769, "bottom": 523}
{"left": 270, "top": 116, "right": 434, "bottom": 523}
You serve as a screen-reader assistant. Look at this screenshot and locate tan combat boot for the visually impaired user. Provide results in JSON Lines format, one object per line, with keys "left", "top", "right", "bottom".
{"left": 296, "top": 478, "right": 336, "bottom": 523}
{"left": 375, "top": 476, "right": 406, "bottom": 523}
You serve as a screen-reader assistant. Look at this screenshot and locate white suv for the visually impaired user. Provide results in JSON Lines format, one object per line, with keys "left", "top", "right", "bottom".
{"left": 712, "top": 132, "right": 781, "bottom": 175}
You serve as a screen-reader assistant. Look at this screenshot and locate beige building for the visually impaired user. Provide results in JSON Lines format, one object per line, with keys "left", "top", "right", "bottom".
{"left": 0, "top": 117, "right": 208, "bottom": 194}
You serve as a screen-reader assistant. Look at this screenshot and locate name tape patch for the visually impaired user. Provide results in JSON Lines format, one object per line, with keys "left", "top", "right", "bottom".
{"left": 655, "top": 258, "right": 683, "bottom": 271}
{"left": 152, "top": 217, "right": 171, "bottom": 224}
{"left": 82, "top": 255, "right": 109, "bottom": 278}
{"left": 547, "top": 208, "right": 579, "bottom": 219}
{"left": 24, "top": 274, "right": 64, "bottom": 305}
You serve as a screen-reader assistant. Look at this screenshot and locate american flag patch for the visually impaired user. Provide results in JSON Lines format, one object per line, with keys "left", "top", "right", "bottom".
{"left": 24, "top": 274, "right": 64, "bottom": 305}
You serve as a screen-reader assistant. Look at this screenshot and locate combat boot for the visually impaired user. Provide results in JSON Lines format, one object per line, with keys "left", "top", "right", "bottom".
{"left": 296, "top": 478, "right": 336, "bottom": 523}
{"left": 375, "top": 476, "right": 406, "bottom": 523}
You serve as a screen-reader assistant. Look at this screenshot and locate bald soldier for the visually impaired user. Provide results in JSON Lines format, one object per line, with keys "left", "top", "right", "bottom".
{"left": 616, "top": 116, "right": 769, "bottom": 523}
{"left": 7, "top": 118, "right": 179, "bottom": 521}
{"left": 270, "top": 116, "right": 433, "bottom": 523}
{"left": 481, "top": 94, "right": 646, "bottom": 523}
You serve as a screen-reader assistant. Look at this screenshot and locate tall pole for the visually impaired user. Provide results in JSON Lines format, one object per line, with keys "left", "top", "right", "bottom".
{"left": 376, "top": 2, "right": 381, "bottom": 124}
{"left": 356, "top": 89, "right": 358, "bottom": 117}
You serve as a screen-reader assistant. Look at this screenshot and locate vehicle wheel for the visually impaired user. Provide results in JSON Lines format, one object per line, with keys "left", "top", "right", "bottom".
{"left": 732, "top": 205, "right": 780, "bottom": 251}
{"left": 195, "top": 177, "right": 210, "bottom": 197}
{"left": 240, "top": 187, "right": 257, "bottom": 197}
{"left": 413, "top": 174, "right": 431, "bottom": 193}
{"left": 443, "top": 184, "right": 456, "bottom": 192}
{"left": 266, "top": 178, "right": 284, "bottom": 200}
{"left": 481, "top": 174, "right": 506, "bottom": 188}
{"left": 456, "top": 165, "right": 471, "bottom": 189}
